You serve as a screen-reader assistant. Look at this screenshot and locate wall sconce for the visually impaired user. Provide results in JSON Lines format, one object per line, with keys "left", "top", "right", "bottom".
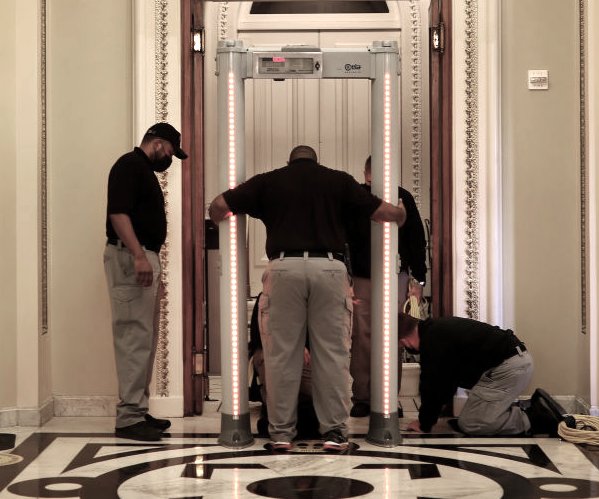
{"left": 193, "top": 28, "right": 204, "bottom": 54}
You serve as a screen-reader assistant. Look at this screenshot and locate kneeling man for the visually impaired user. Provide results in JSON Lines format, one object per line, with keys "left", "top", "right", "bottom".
{"left": 398, "top": 314, "right": 564, "bottom": 436}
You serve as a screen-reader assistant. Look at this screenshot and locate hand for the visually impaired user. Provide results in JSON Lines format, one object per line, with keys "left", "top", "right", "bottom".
{"left": 407, "top": 420, "right": 423, "bottom": 433}
{"left": 134, "top": 253, "right": 154, "bottom": 286}
{"left": 397, "top": 198, "right": 407, "bottom": 227}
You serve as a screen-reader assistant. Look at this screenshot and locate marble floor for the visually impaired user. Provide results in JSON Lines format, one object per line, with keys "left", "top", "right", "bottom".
{"left": 1, "top": 397, "right": 599, "bottom": 498}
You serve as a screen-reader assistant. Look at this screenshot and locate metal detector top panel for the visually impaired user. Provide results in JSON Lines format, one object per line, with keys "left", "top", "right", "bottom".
{"left": 252, "top": 51, "right": 323, "bottom": 79}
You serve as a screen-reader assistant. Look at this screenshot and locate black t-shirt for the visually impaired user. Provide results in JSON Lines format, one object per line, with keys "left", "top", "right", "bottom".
{"left": 223, "top": 159, "right": 382, "bottom": 259}
{"left": 417, "top": 317, "right": 524, "bottom": 431}
{"left": 106, "top": 147, "right": 166, "bottom": 250}
{"left": 347, "top": 184, "right": 427, "bottom": 282}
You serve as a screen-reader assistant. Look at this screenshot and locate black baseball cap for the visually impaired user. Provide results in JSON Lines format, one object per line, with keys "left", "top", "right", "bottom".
{"left": 145, "top": 122, "right": 188, "bottom": 160}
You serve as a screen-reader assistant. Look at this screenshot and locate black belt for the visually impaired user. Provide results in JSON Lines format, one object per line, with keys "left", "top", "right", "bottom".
{"left": 106, "top": 238, "right": 161, "bottom": 254}
{"left": 270, "top": 251, "right": 345, "bottom": 263}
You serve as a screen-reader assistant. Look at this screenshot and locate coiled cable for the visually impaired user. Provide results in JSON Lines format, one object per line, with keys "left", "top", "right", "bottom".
{"left": 557, "top": 414, "right": 599, "bottom": 444}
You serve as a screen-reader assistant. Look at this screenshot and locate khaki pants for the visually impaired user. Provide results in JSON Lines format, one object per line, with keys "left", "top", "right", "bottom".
{"left": 104, "top": 243, "right": 162, "bottom": 428}
{"left": 350, "top": 272, "right": 408, "bottom": 404}
{"left": 259, "top": 255, "right": 353, "bottom": 442}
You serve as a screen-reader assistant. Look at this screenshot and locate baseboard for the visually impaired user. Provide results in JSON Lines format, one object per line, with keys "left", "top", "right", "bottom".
{"left": 0, "top": 398, "right": 55, "bottom": 428}
{"left": 566, "top": 396, "right": 596, "bottom": 415}
{"left": 0, "top": 408, "right": 17, "bottom": 428}
{"left": 53, "top": 396, "right": 117, "bottom": 417}
{"left": 149, "top": 395, "right": 184, "bottom": 417}
{"left": 18, "top": 398, "right": 53, "bottom": 426}
{"left": 50, "top": 395, "right": 184, "bottom": 419}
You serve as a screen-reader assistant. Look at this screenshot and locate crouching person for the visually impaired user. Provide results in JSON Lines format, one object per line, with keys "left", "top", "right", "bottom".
{"left": 398, "top": 313, "right": 565, "bottom": 437}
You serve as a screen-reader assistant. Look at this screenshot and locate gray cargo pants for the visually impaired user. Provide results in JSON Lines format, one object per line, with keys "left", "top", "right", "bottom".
{"left": 259, "top": 254, "right": 353, "bottom": 442}
{"left": 458, "top": 350, "right": 534, "bottom": 435}
{"left": 104, "top": 243, "right": 162, "bottom": 428}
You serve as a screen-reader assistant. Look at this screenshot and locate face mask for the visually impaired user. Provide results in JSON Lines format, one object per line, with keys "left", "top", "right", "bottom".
{"left": 152, "top": 155, "right": 172, "bottom": 172}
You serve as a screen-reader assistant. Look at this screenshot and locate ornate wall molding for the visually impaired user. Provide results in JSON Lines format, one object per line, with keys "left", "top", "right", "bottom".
{"left": 41, "top": 0, "right": 48, "bottom": 335}
{"left": 218, "top": 2, "right": 230, "bottom": 41}
{"left": 408, "top": 0, "right": 423, "bottom": 210}
{"left": 579, "top": 0, "right": 587, "bottom": 335}
{"left": 155, "top": 0, "right": 170, "bottom": 397}
{"left": 463, "top": 0, "right": 480, "bottom": 319}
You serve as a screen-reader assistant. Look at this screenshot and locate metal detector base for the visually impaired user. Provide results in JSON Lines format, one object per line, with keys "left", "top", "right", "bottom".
{"left": 366, "top": 411, "right": 402, "bottom": 447}
{"left": 218, "top": 413, "right": 254, "bottom": 448}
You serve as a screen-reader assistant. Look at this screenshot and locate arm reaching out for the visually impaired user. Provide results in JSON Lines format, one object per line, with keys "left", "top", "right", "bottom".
{"left": 371, "top": 198, "right": 407, "bottom": 227}
{"left": 208, "top": 194, "right": 233, "bottom": 223}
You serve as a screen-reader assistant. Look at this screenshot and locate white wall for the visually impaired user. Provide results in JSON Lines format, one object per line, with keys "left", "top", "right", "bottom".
{"left": 0, "top": 0, "right": 18, "bottom": 412}
{"left": 47, "top": 0, "right": 133, "bottom": 397}
{"left": 501, "top": 0, "right": 584, "bottom": 396}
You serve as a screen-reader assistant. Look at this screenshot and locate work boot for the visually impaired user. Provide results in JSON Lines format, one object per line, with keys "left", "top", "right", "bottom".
{"left": 145, "top": 414, "right": 171, "bottom": 431}
{"left": 115, "top": 421, "right": 162, "bottom": 442}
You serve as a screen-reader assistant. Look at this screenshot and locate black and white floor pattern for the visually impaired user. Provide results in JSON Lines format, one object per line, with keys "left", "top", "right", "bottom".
{"left": 1, "top": 399, "right": 599, "bottom": 498}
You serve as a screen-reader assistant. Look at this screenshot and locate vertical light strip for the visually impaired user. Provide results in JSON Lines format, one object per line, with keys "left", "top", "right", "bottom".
{"left": 233, "top": 468, "right": 241, "bottom": 499}
{"left": 382, "top": 73, "right": 392, "bottom": 416}
{"left": 228, "top": 72, "right": 240, "bottom": 418}
{"left": 384, "top": 467, "right": 391, "bottom": 499}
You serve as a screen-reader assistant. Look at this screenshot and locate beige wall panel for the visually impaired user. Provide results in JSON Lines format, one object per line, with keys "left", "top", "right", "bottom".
{"left": 502, "top": 0, "right": 582, "bottom": 395}
{"left": 586, "top": 0, "right": 599, "bottom": 409}
{"left": 48, "top": 0, "right": 133, "bottom": 395}
{"left": 0, "top": 0, "right": 17, "bottom": 408}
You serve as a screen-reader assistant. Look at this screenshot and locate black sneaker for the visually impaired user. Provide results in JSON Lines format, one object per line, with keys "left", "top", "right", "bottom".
{"left": 350, "top": 402, "right": 370, "bottom": 418}
{"left": 323, "top": 429, "right": 349, "bottom": 451}
{"left": 144, "top": 414, "right": 171, "bottom": 431}
{"left": 115, "top": 421, "right": 162, "bottom": 442}
{"left": 269, "top": 441, "right": 292, "bottom": 451}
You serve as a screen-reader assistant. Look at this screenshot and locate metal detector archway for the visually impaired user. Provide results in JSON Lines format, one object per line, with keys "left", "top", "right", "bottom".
{"left": 216, "top": 39, "right": 402, "bottom": 448}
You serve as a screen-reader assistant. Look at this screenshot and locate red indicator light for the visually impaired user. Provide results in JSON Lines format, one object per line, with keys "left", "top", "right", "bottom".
{"left": 272, "top": 56, "right": 286, "bottom": 63}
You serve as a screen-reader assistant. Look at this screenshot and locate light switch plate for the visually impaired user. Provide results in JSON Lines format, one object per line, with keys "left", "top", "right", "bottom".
{"left": 528, "top": 69, "right": 549, "bottom": 90}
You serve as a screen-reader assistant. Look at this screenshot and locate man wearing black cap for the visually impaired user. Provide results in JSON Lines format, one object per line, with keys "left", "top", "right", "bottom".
{"left": 104, "top": 122, "right": 187, "bottom": 441}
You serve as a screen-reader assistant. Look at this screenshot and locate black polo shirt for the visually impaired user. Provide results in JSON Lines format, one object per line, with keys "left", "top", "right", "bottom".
{"left": 417, "top": 317, "right": 525, "bottom": 431}
{"left": 106, "top": 147, "right": 166, "bottom": 251}
{"left": 347, "top": 184, "right": 427, "bottom": 282}
{"left": 223, "top": 158, "right": 382, "bottom": 259}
